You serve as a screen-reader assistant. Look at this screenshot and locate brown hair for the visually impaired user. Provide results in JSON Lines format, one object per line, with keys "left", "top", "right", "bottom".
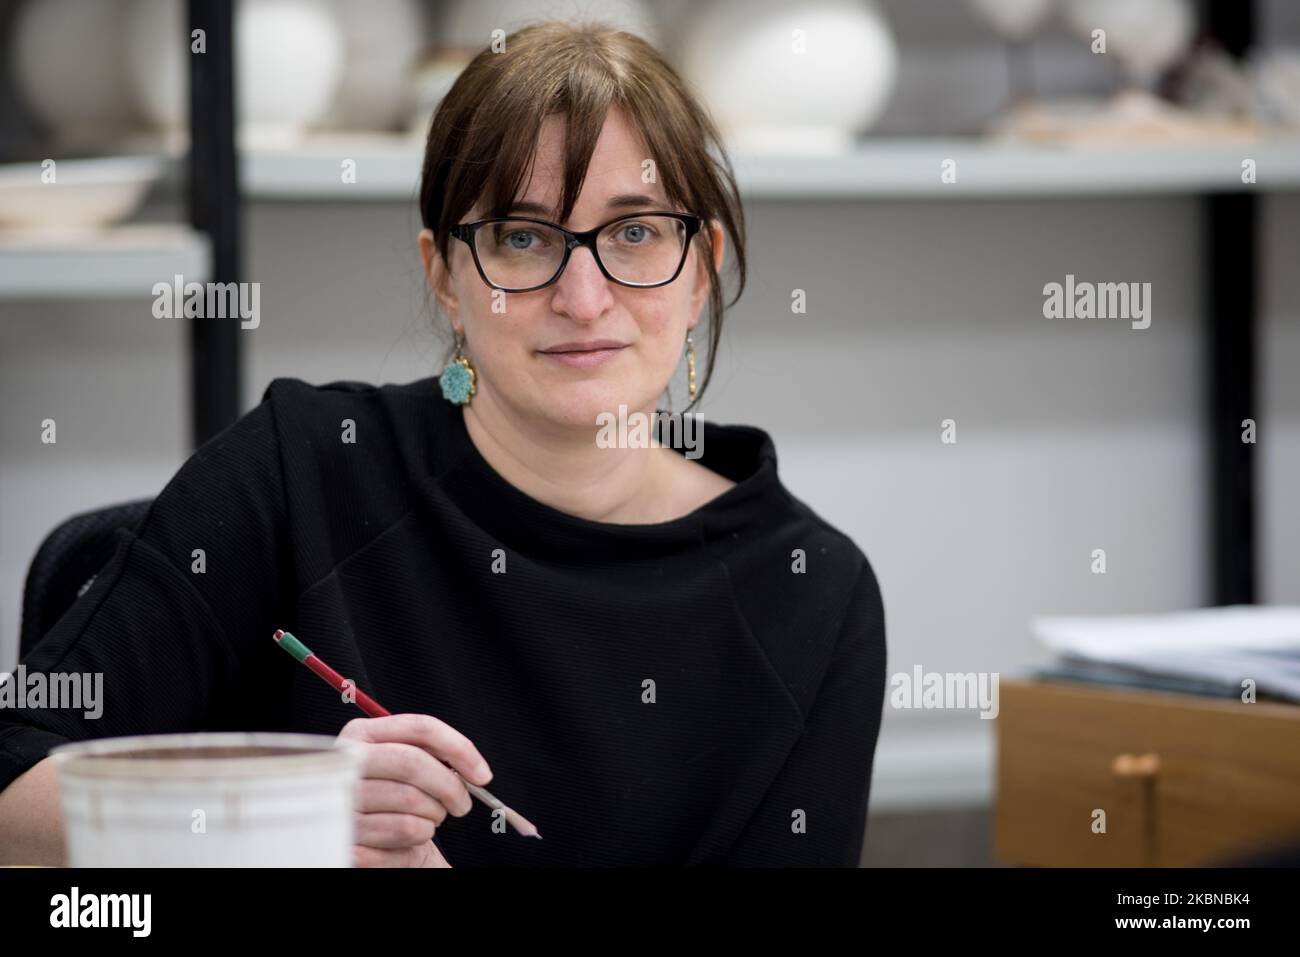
{"left": 418, "top": 20, "right": 747, "bottom": 411}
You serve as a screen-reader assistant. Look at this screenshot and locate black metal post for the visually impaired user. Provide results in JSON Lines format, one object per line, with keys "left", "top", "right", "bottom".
{"left": 1203, "top": 0, "right": 1257, "bottom": 605}
{"left": 187, "top": 0, "right": 242, "bottom": 448}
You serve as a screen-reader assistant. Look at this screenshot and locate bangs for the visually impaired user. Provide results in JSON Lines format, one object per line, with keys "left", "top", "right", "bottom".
{"left": 463, "top": 60, "right": 688, "bottom": 226}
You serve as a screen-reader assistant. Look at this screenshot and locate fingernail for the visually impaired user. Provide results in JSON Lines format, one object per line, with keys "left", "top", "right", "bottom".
{"left": 476, "top": 761, "right": 492, "bottom": 782}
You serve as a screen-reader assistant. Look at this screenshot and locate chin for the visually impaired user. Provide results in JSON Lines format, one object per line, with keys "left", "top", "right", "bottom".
{"left": 536, "top": 377, "right": 651, "bottom": 431}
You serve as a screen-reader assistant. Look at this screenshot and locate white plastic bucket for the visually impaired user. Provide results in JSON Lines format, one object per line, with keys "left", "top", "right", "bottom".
{"left": 50, "top": 732, "right": 361, "bottom": 867}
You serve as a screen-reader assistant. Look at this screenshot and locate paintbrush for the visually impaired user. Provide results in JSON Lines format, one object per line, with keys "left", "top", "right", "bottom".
{"left": 272, "top": 628, "right": 540, "bottom": 839}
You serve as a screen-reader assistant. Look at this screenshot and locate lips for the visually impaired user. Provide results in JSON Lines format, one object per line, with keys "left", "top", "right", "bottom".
{"left": 538, "top": 340, "right": 628, "bottom": 369}
{"left": 539, "top": 339, "right": 628, "bottom": 354}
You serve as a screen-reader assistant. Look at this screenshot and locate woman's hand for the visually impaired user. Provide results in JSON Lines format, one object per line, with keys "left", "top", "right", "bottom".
{"left": 338, "top": 713, "right": 493, "bottom": 867}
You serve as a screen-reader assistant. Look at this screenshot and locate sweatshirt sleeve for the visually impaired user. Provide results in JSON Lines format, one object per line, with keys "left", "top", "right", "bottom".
{"left": 720, "top": 558, "right": 888, "bottom": 867}
{"left": 0, "top": 390, "right": 290, "bottom": 796}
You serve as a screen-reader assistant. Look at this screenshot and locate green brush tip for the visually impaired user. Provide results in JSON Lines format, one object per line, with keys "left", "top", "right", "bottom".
{"left": 273, "top": 629, "right": 312, "bottom": 663}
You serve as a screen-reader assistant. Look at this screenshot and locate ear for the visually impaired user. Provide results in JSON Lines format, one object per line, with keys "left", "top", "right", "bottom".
{"left": 687, "top": 219, "right": 725, "bottom": 332}
{"left": 418, "top": 228, "right": 461, "bottom": 331}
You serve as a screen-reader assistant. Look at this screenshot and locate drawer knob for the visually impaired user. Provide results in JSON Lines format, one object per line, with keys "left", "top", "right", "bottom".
{"left": 1111, "top": 752, "right": 1161, "bottom": 777}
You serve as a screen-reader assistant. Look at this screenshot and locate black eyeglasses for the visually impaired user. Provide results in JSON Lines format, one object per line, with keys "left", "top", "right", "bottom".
{"left": 450, "top": 211, "right": 702, "bottom": 293}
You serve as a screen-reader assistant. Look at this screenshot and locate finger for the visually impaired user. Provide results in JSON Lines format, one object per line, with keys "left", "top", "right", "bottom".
{"left": 354, "top": 841, "right": 451, "bottom": 868}
{"left": 361, "top": 741, "right": 473, "bottom": 817}
{"left": 356, "top": 778, "right": 449, "bottom": 824}
{"left": 353, "top": 812, "right": 436, "bottom": 849}
{"left": 355, "top": 843, "right": 445, "bottom": 868}
{"left": 340, "top": 713, "right": 493, "bottom": 785}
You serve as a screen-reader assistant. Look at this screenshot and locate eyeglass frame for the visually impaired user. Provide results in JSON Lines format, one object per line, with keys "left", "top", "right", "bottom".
{"left": 449, "top": 210, "right": 703, "bottom": 293}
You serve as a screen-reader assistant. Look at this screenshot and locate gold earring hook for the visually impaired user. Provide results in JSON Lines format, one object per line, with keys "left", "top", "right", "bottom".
{"left": 686, "top": 332, "right": 697, "bottom": 403}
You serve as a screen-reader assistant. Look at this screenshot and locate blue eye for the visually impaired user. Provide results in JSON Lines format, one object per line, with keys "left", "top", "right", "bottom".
{"left": 616, "top": 222, "right": 659, "bottom": 245}
{"left": 496, "top": 228, "right": 551, "bottom": 252}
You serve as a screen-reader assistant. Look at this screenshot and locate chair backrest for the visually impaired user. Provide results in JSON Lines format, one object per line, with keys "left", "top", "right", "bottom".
{"left": 19, "top": 498, "right": 154, "bottom": 660}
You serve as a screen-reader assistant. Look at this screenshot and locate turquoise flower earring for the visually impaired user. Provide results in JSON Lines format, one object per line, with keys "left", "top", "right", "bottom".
{"left": 440, "top": 332, "right": 477, "bottom": 405}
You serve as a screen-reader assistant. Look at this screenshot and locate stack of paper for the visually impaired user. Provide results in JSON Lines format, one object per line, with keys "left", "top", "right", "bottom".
{"left": 1030, "top": 606, "right": 1300, "bottom": 703}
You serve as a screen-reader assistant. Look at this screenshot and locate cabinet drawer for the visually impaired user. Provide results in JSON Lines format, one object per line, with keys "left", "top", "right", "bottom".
{"left": 995, "top": 679, "right": 1300, "bottom": 866}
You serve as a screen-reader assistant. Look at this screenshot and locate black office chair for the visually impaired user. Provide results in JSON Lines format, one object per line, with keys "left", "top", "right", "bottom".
{"left": 19, "top": 498, "right": 154, "bottom": 660}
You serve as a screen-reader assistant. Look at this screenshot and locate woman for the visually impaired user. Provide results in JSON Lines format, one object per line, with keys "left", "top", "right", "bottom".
{"left": 0, "top": 22, "right": 886, "bottom": 867}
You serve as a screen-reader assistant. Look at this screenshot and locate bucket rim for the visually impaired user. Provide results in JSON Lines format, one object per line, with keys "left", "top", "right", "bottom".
{"left": 50, "top": 732, "right": 361, "bottom": 780}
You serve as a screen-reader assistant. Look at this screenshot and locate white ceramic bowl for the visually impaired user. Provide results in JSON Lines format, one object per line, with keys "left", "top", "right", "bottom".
{"left": 51, "top": 732, "right": 362, "bottom": 867}
{"left": 0, "top": 155, "right": 166, "bottom": 235}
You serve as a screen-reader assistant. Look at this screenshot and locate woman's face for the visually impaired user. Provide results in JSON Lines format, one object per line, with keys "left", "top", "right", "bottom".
{"left": 421, "top": 107, "right": 724, "bottom": 433}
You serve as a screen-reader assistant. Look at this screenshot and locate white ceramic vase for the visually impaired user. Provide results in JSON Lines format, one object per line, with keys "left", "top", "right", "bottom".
{"left": 677, "top": 0, "right": 898, "bottom": 153}
{"left": 1062, "top": 0, "right": 1194, "bottom": 87}
{"left": 967, "top": 0, "right": 1057, "bottom": 40}
{"left": 125, "top": 0, "right": 345, "bottom": 149}
{"left": 318, "top": 0, "right": 428, "bottom": 132}
{"left": 440, "top": 0, "right": 661, "bottom": 52}
{"left": 10, "top": 0, "right": 138, "bottom": 150}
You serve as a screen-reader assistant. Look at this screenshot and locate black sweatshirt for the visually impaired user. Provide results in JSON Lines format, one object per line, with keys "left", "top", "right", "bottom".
{"left": 0, "top": 375, "right": 887, "bottom": 866}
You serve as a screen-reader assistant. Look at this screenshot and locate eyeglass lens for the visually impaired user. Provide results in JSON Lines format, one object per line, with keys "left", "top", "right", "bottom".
{"left": 473, "top": 215, "right": 689, "bottom": 289}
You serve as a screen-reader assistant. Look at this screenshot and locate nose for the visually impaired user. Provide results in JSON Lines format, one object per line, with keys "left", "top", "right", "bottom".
{"left": 549, "top": 245, "right": 615, "bottom": 321}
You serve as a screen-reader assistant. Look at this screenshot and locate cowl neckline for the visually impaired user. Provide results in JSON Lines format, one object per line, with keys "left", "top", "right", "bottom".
{"left": 427, "top": 375, "right": 784, "bottom": 562}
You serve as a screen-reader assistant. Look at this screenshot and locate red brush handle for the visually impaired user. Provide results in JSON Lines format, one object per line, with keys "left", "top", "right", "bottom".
{"left": 302, "top": 654, "right": 391, "bottom": 718}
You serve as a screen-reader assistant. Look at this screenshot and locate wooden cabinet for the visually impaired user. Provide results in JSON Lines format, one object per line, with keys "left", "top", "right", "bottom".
{"left": 995, "top": 679, "right": 1300, "bottom": 866}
